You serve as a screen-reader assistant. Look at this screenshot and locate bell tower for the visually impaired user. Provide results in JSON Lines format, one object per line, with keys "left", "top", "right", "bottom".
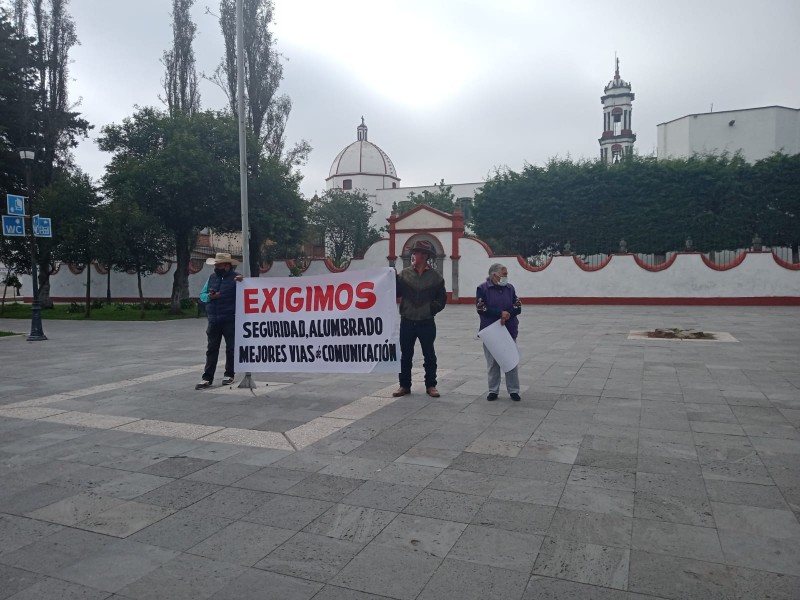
{"left": 599, "top": 56, "right": 636, "bottom": 164}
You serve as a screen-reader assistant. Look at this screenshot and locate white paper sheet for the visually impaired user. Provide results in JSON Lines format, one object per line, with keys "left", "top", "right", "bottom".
{"left": 477, "top": 320, "right": 520, "bottom": 372}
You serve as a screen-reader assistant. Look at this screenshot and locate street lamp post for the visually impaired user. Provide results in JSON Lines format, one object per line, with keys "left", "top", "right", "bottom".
{"left": 20, "top": 149, "right": 47, "bottom": 341}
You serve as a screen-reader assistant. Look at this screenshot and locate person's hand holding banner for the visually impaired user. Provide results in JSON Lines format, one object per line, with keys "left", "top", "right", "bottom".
{"left": 477, "top": 320, "right": 520, "bottom": 373}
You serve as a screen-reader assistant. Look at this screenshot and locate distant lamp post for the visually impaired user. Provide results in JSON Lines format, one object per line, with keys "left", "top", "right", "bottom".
{"left": 685, "top": 236, "right": 693, "bottom": 251}
{"left": 19, "top": 149, "right": 47, "bottom": 341}
{"left": 751, "top": 234, "right": 763, "bottom": 252}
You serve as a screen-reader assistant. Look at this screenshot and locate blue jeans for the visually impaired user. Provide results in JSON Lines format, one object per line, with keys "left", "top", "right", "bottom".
{"left": 399, "top": 318, "right": 437, "bottom": 389}
{"left": 202, "top": 319, "right": 235, "bottom": 382}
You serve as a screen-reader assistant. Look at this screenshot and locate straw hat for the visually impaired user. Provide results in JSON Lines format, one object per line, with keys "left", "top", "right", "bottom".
{"left": 205, "top": 252, "right": 239, "bottom": 266}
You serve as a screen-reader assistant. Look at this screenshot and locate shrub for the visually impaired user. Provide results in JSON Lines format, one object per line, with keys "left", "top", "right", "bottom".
{"left": 66, "top": 302, "right": 82, "bottom": 313}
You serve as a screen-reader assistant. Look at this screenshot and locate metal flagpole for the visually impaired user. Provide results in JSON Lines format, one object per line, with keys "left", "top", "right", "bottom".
{"left": 236, "top": 0, "right": 255, "bottom": 389}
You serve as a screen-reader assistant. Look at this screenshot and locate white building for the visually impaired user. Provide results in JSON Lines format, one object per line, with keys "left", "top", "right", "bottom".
{"left": 327, "top": 118, "right": 482, "bottom": 229}
{"left": 657, "top": 105, "right": 800, "bottom": 162}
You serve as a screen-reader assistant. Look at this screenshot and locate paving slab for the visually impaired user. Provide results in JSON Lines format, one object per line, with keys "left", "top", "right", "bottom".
{"left": 1, "top": 306, "right": 799, "bottom": 598}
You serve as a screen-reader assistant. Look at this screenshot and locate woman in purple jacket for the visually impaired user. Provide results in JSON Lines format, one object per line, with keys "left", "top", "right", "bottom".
{"left": 476, "top": 263, "right": 522, "bottom": 401}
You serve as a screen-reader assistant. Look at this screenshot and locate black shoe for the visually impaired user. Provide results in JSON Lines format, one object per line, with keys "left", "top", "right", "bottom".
{"left": 222, "top": 376, "right": 234, "bottom": 385}
{"left": 195, "top": 380, "right": 212, "bottom": 390}
{"left": 487, "top": 392, "right": 498, "bottom": 401}
{"left": 510, "top": 393, "right": 521, "bottom": 401}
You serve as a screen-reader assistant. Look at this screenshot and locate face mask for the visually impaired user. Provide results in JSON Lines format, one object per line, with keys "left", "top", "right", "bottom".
{"left": 498, "top": 277, "right": 508, "bottom": 286}
{"left": 214, "top": 267, "right": 228, "bottom": 276}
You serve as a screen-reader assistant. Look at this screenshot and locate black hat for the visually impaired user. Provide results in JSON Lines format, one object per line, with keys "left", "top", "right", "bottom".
{"left": 409, "top": 240, "right": 435, "bottom": 256}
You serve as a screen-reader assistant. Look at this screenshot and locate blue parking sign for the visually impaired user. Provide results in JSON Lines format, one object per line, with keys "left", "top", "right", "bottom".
{"left": 2, "top": 215, "right": 26, "bottom": 236}
{"left": 6, "top": 194, "right": 26, "bottom": 216}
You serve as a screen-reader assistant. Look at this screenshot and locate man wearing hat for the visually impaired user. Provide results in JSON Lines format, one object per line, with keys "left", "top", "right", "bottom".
{"left": 393, "top": 240, "right": 447, "bottom": 398}
{"left": 196, "top": 253, "right": 243, "bottom": 389}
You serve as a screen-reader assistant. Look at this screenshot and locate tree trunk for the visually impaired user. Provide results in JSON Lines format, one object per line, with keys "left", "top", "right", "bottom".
{"left": 137, "top": 268, "right": 144, "bottom": 319}
{"left": 85, "top": 263, "right": 91, "bottom": 317}
{"left": 37, "top": 264, "right": 52, "bottom": 308}
{"left": 171, "top": 230, "right": 190, "bottom": 314}
{"left": 106, "top": 267, "right": 111, "bottom": 301}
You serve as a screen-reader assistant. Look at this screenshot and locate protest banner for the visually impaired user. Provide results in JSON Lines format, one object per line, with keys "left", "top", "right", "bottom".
{"left": 477, "top": 320, "right": 520, "bottom": 372}
{"left": 235, "top": 267, "right": 400, "bottom": 373}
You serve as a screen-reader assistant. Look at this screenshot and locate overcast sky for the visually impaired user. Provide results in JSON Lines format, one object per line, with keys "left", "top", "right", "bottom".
{"left": 64, "top": 0, "right": 800, "bottom": 199}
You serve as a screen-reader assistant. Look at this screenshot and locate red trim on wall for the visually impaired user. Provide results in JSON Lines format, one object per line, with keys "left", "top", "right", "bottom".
{"left": 516, "top": 255, "right": 553, "bottom": 272}
{"left": 573, "top": 255, "right": 613, "bottom": 271}
{"left": 464, "top": 236, "right": 495, "bottom": 257}
{"left": 771, "top": 252, "right": 800, "bottom": 270}
{"left": 632, "top": 253, "right": 679, "bottom": 271}
{"left": 700, "top": 252, "right": 747, "bottom": 270}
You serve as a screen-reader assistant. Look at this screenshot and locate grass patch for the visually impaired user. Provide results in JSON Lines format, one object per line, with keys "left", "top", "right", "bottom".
{"left": 0, "top": 330, "right": 19, "bottom": 337}
{"left": 0, "top": 302, "right": 199, "bottom": 321}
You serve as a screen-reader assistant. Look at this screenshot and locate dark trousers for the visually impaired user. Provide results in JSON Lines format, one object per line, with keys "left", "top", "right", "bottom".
{"left": 202, "top": 319, "right": 235, "bottom": 382}
{"left": 399, "top": 318, "right": 437, "bottom": 389}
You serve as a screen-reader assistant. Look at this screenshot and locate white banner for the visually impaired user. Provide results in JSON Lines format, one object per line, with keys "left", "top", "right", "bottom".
{"left": 235, "top": 267, "right": 400, "bottom": 373}
{"left": 478, "top": 320, "right": 520, "bottom": 372}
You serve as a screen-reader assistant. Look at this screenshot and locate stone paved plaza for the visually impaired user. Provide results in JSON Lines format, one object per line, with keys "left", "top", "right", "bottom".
{"left": 1, "top": 304, "right": 799, "bottom": 599}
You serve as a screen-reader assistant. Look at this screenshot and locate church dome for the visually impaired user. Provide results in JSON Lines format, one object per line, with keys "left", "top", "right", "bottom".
{"left": 327, "top": 118, "right": 399, "bottom": 180}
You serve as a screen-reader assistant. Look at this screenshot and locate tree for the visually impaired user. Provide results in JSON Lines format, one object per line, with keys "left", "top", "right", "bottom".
{"left": 307, "top": 189, "right": 380, "bottom": 268}
{"left": 404, "top": 180, "right": 457, "bottom": 214}
{"left": 99, "top": 108, "right": 241, "bottom": 313}
{"left": 6, "top": 0, "right": 91, "bottom": 306}
{"left": 213, "top": 0, "right": 308, "bottom": 165}
{"left": 41, "top": 170, "right": 100, "bottom": 315}
{"left": 161, "top": 0, "right": 200, "bottom": 117}
{"left": 98, "top": 199, "right": 173, "bottom": 317}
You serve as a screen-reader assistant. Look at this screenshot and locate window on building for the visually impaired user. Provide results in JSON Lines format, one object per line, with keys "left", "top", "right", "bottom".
{"left": 342, "top": 179, "right": 352, "bottom": 190}
{"left": 392, "top": 182, "right": 397, "bottom": 188}
{"left": 613, "top": 114, "right": 621, "bottom": 136}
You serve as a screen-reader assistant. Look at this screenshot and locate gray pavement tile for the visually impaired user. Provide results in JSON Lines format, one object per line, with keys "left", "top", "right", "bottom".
{"left": 506, "top": 458, "right": 573, "bottom": 482}
{"left": 472, "top": 498, "right": 556, "bottom": 535}
{"left": 133, "top": 479, "right": 221, "bottom": 509}
{"left": 186, "top": 487, "right": 274, "bottom": 520}
{"left": 559, "top": 484, "right": 634, "bottom": 517}
{"left": 182, "top": 461, "right": 261, "bottom": 485}
{"left": 329, "top": 543, "right": 441, "bottom": 600}
{"left": 636, "top": 455, "right": 702, "bottom": 477}
{"left": 523, "top": 575, "right": 661, "bottom": 599}
{"left": 762, "top": 452, "right": 800, "bottom": 487}
{"left": 370, "top": 513, "right": 465, "bottom": 558}
{"left": 447, "top": 523, "right": 543, "bottom": 573}
{"left": 283, "top": 473, "right": 365, "bottom": 501}
{"left": 0, "top": 513, "right": 62, "bottom": 556}
{"left": 518, "top": 440, "right": 581, "bottom": 463}
{"left": 633, "top": 491, "right": 715, "bottom": 527}
{"left": 90, "top": 473, "right": 174, "bottom": 500}
{"left": 340, "top": 480, "right": 422, "bottom": 512}
{"left": 208, "top": 568, "right": 322, "bottom": 600}
{"left": 575, "top": 448, "right": 638, "bottom": 472}
{"left": 255, "top": 531, "right": 363, "bottom": 583}
{"left": 490, "top": 476, "right": 565, "bottom": 506}
{"left": 129, "top": 509, "right": 233, "bottom": 551}
{"left": 533, "top": 536, "right": 629, "bottom": 590}
{"left": 702, "top": 459, "right": 775, "bottom": 485}
{"left": 417, "top": 557, "right": 529, "bottom": 600}
{"left": 547, "top": 508, "right": 632, "bottom": 548}
{"left": 447, "top": 451, "right": 514, "bottom": 475}
{"left": 231, "top": 465, "right": 311, "bottom": 493}
{"left": 0, "top": 564, "right": 44, "bottom": 600}
{"left": 711, "top": 502, "right": 800, "bottom": 539}
{"left": 631, "top": 518, "right": 723, "bottom": 562}
{"left": 694, "top": 432, "right": 759, "bottom": 464}
{"left": 347, "top": 440, "right": 410, "bottom": 462}
{"left": 568, "top": 465, "right": 636, "bottom": 491}
{"left": 728, "top": 566, "right": 800, "bottom": 600}
{"left": 705, "top": 479, "right": 790, "bottom": 510}
{"left": 636, "top": 471, "right": 709, "bottom": 500}
{"left": 116, "top": 553, "right": 245, "bottom": 600}
{"left": 75, "top": 501, "right": 175, "bottom": 537}
{"left": 371, "top": 463, "right": 442, "bottom": 487}
{"left": 690, "top": 421, "right": 747, "bottom": 435}
{"left": 243, "top": 494, "right": 333, "bottom": 530}
{"left": 54, "top": 539, "right": 178, "bottom": 593}
{"left": 139, "top": 457, "right": 218, "bottom": 478}
{"left": 0, "top": 527, "right": 117, "bottom": 576}
{"left": 188, "top": 520, "right": 294, "bottom": 566}
{"left": 427, "top": 468, "right": 499, "bottom": 496}
{"left": 272, "top": 450, "right": 338, "bottom": 473}
{"left": 2, "top": 577, "right": 111, "bottom": 600}
{"left": 318, "top": 456, "right": 388, "bottom": 479}
{"left": 225, "top": 447, "right": 293, "bottom": 466}
{"left": 394, "top": 447, "right": 460, "bottom": 468}
{"left": 303, "top": 504, "right": 396, "bottom": 544}
{"left": 628, "top": 550, "right": 734, "bottom": 600}
{"left": 0, "top": 483, "right": 77, "bottom": 515}
{"left": 27, "top": 492, "right": 126, "bottom": 525}
{"left": 402, "top": 488, "right": 485, "bottom": 523}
